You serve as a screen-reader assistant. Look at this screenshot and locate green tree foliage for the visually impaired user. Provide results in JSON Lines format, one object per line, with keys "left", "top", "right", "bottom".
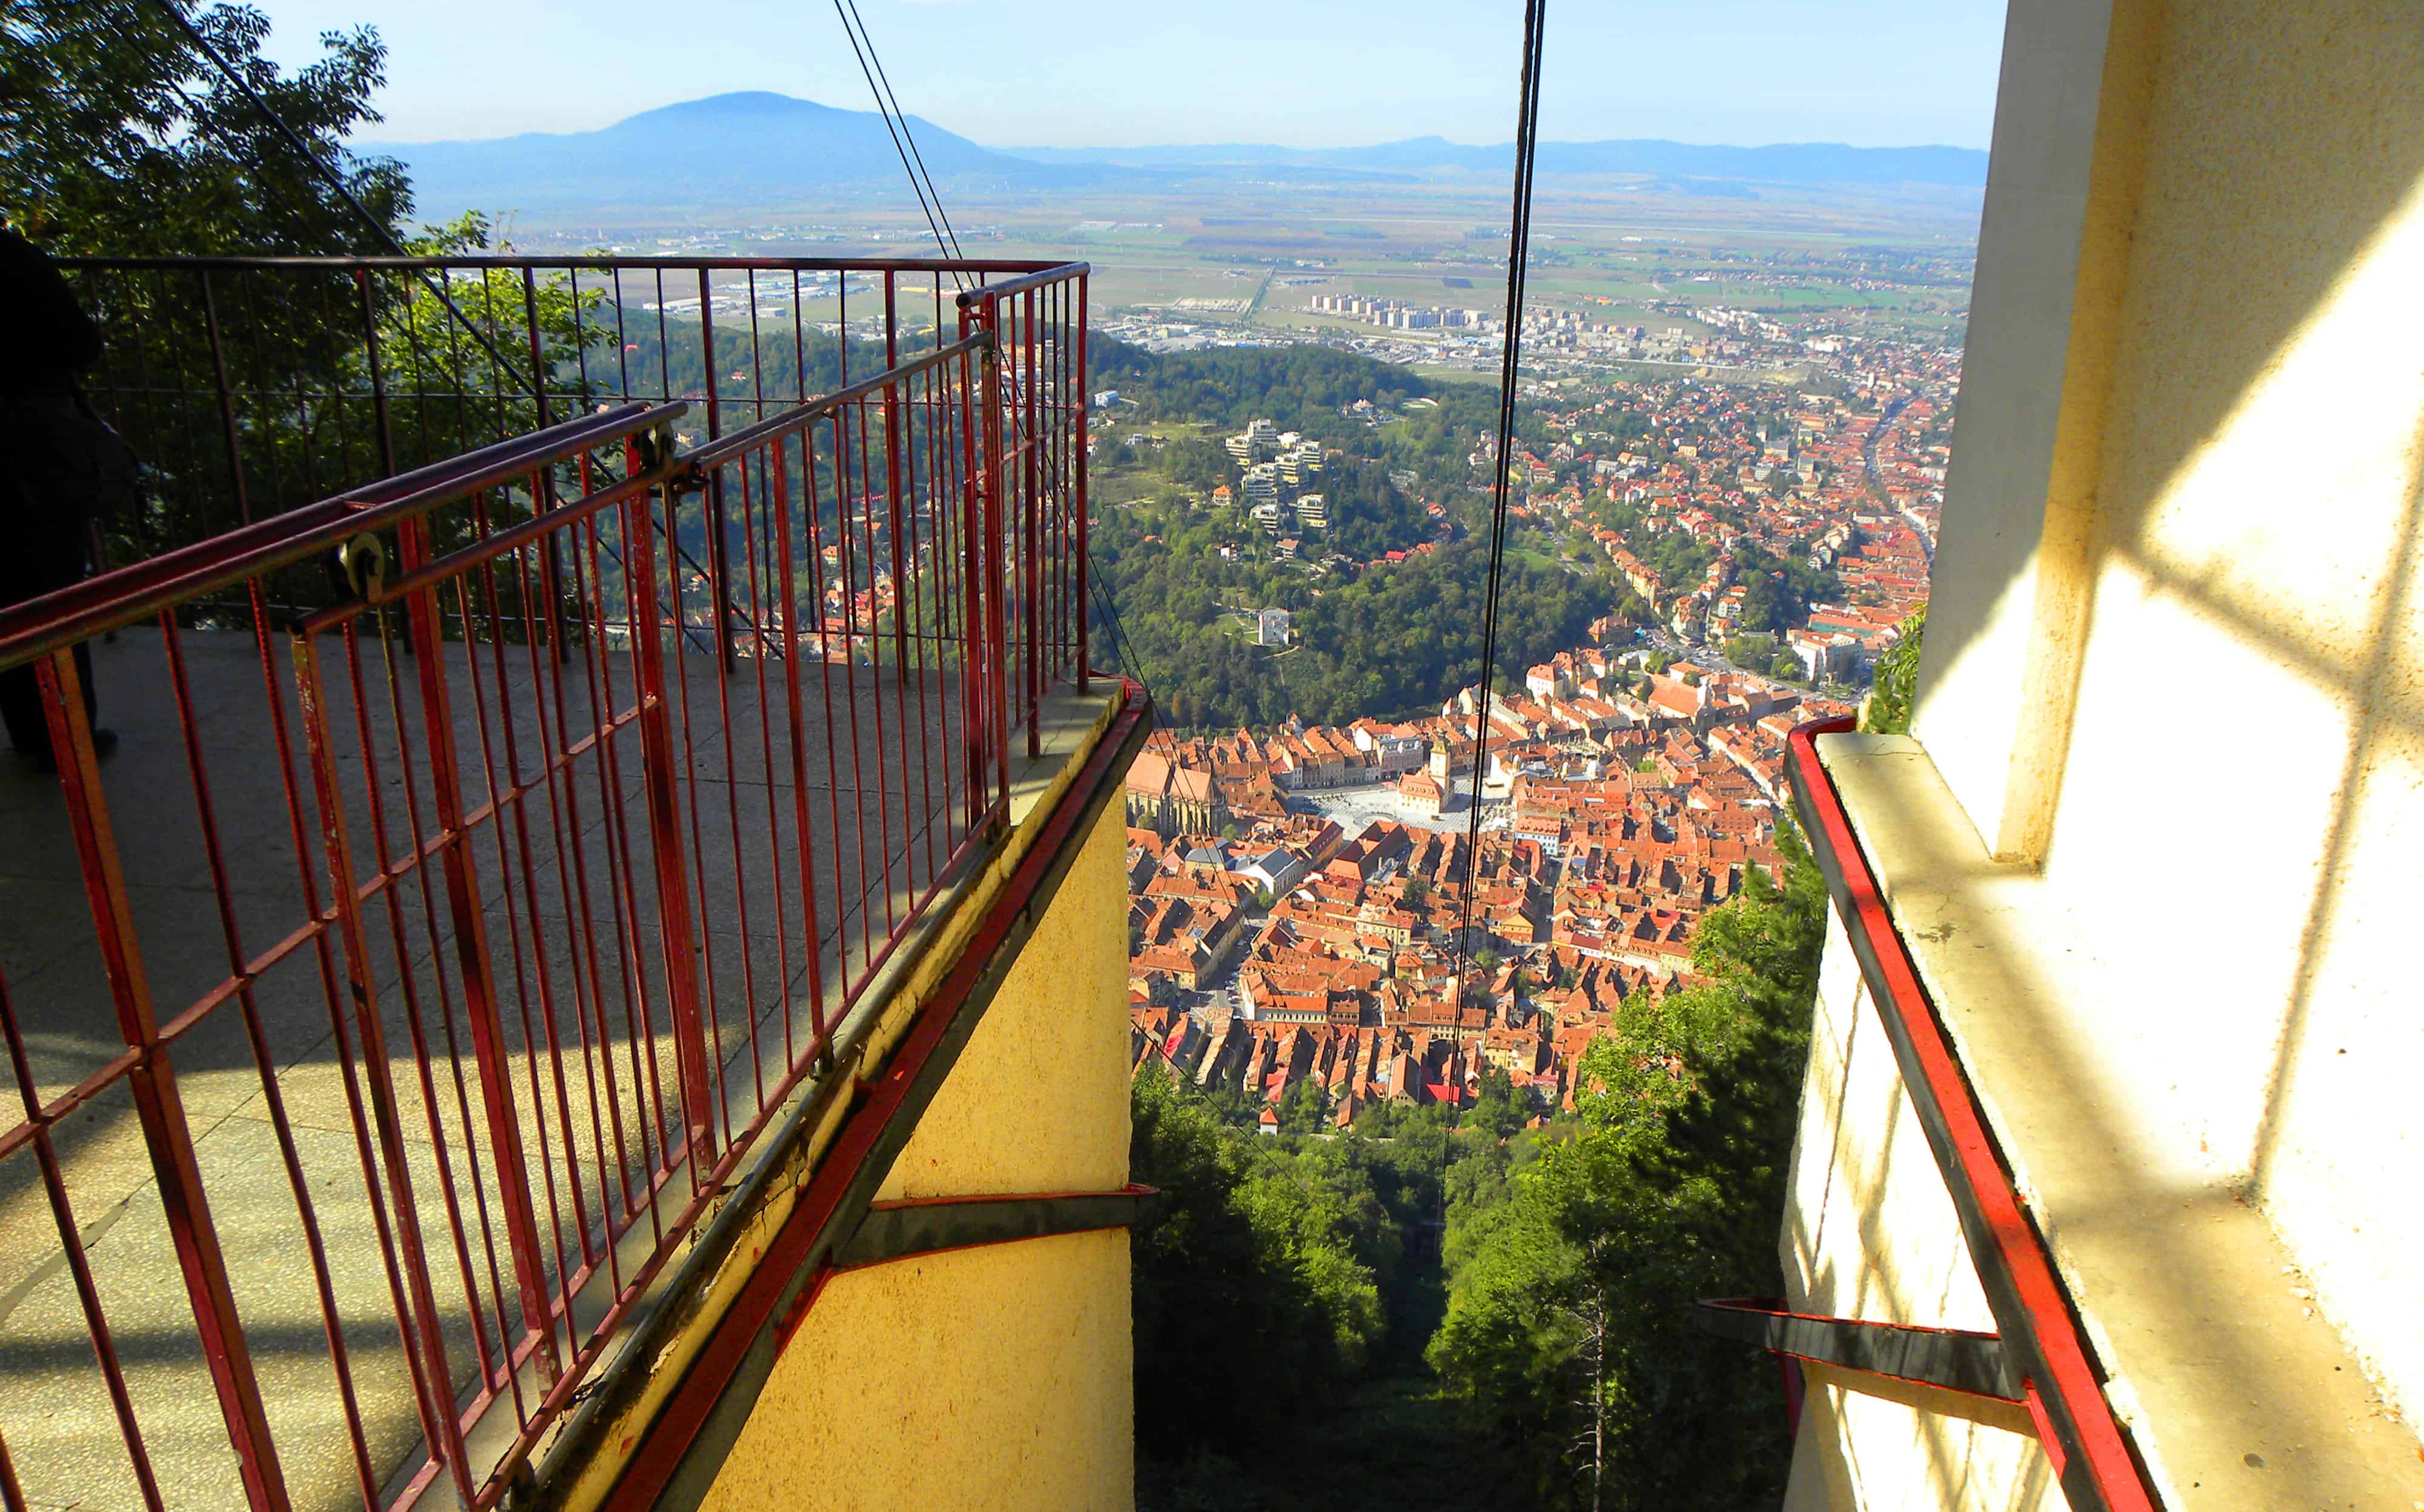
{"left": 1093, "top": 495, "right": 1615, "bottom": 732}
{"left": 1642, "top": 527, "right": 1716, "bottom": 588}
{"left": 1861, "top": 604, "right": 1926, "bottom": 734}
{"left": 1733, "top": 542, "right": 1836, "bottom": 636}
{"left": 2, "top": 0, "right": 408, "bottom": 256}
{"left": 1427, "top": 825, "right": 1830, "bottom": 1510}
{"left": 5, "top": 1, "right": 426, "bottom": 562}
{"left": 1132, "top": 1073, "right": 1391, "bottom": 1455}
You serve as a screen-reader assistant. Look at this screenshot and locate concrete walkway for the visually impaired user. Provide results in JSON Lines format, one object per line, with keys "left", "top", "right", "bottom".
{"left": 0, "top": 623, "right": 980, "bottom": 1511}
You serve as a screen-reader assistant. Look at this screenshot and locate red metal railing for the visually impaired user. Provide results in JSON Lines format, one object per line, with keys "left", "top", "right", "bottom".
{"left": 0, "top": 259, "right": 1087, "bottom": 1511}
{"left": 1785, "top": 718, "right": 2159, "bottom": 1512}
{"left": 957, "top": 265, "right": 1093, "bottom": 758}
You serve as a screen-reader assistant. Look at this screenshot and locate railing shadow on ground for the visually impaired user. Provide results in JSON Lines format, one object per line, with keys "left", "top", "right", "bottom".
{"left": 0, "top": 257, "right": 1093, "bottom": 1512}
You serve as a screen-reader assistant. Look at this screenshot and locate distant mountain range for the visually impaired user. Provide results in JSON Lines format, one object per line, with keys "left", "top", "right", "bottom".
{"left": 1004, "top": 135, "right": 1988, "bottom": 187}
{"left": 370, "top": 92, "right": 1988, "bottom": 215}
{"left": 370, "top": 93, "right": 1095, "bottom": 209}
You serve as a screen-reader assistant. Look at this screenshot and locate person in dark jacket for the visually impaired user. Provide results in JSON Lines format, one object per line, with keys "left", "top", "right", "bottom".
{"left": 1, "top": 223, "right": 120, "bottom": 769}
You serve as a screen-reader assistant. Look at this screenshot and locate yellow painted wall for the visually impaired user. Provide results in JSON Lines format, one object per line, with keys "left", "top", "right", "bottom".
{"left": 696, "top": 798, "right": 1136, "bottom": 1511}
{"left": 697, "top": 1231, "right": 1132, "bottom": 1512}
{"left": 879, "top": 799, "right": 1134, "bottom": 1202}
{"left": 1779, "top": 913, "right": 2062, "bottom": 1511}
{"left": 1791, "top": 2, "right": 2424, "bottom": 1502}
{"left": 1906, "top": 0, "right": 2424, "bottom": 1439}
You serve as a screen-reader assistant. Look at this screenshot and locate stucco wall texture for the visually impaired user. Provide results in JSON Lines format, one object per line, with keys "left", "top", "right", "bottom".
{"left": 697, "top": 801, "right": 1136, "bottom": 1511}
{"left": 1779, "top": 916, "right": 2061, "bottom": 1511}
{"left": 1786, "top": 0, "right": 2424, "bottom": 1504}
{"left": 1910, "top": 0, "right": 2424, "bottom": 1440}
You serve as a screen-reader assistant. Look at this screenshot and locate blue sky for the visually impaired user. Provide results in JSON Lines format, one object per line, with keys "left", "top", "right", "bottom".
{"left": 253, "top": 0, "right": 2008, "bottom": 151}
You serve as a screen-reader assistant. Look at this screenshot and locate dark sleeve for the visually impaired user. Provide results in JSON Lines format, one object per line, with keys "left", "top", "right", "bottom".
{"left": 0, "top": 228, "right": 105, "bottom": 373}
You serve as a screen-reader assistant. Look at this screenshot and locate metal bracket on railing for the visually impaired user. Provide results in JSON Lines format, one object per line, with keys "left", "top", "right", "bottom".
{"left": 332, "top": 531, "right": 387, "bottom": 602}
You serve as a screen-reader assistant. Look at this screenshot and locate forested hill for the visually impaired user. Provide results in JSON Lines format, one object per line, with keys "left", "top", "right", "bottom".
{"left": 1084, "top": 341, "right": 1624, "bottom": 732}
{"left": 1091, "top": 338, "right": 1479, "bottom": 438}
{"left": 1098, "top": 516, "right": 1617, "bottom": 730}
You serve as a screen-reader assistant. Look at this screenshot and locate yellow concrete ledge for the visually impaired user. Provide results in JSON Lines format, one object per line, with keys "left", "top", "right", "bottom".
{"left": 532, "top": 690, "right": 1129, "bottom": 1512}
{"left": 1814, "top": 732, "right": 2424, "bottom": 1511}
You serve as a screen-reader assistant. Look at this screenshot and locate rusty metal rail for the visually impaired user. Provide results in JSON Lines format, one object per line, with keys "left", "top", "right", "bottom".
{"left": 0, "top": 258, "right": 1089, "bottom": 1511}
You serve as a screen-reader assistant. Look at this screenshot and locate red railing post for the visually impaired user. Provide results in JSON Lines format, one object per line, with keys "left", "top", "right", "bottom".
{"left": 699, "top": 268, "right": 738, "bottom": 675}
{"left": 629, "top": 471, "right": 718, "bottom": 1167}
{"left": 1074, "top": 271, "right": 1091, "bottom": 694}
{"left": 977, "top": 298, "right": 1011, "bottom": 804}
{"left": 33, "top": 649, "right": 294, "bottom": 1512}
{"left": 390, "top": 514, "right": 564, "bottom": 1386}
{"left": 1022, "top": 287, "right": 1043, "bottom": 758}
{"left": 955, "top": 308, "right": 988, "bottom": 829}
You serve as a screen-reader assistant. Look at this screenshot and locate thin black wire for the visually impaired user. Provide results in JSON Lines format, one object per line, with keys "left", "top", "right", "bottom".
{"left": 140, "top": 0, "right": 549, "bottom": 398}
{"left": 138, "top": 0, "right": 759, "bottom": 633}
{"left": 1083, "top": 542, "right": 1159, "bottom": 713}
{"left": 1443, "top": 0, "right": 1547, "bottom": 1125}
{"left": 843, "top": 0, "right": 968, "bottom": 265}
{"left": 831, "top": 0, "right": 967, "bottom": 288}
{"left": 825, "top": 0, "right": 1182, "bottom": 773}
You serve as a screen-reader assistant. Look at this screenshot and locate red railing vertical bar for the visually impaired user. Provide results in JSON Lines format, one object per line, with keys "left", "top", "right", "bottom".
{"left": 727, "top": 445, "right": 785, "bottom": 1114}
{"left": 247, "top": 578, "right": 455, "bottom": 1477}
{"left": 32, "top": 648, "right": 293, "bottom": 1512}
{"left": 628, "top": 473, "right": 719, "bottom": 1172}
{"left": 827, "top": 411, "right": 875, "bottom": 982}
{"left": 567, "top": 485, "right": 694, "bottom": 1221}
{"left": 158, "top": 621, "right": 385, "bottom": 1511}
{"left": 882, "top": 276, "right": 925, "bottom": 908}
{"left": 651, "top": 471, "right": 724, "bottom": 1200}
{"left": 555, "top": 480, "right": 653, "bottom": 1259}
{"left": 1075, "top": 270, "right": 1091, "bottom": 692}
{"left": 907, "top": 347, "right": 940, "bottom": 883}
{"left": 767, "top": 435, "right": 831, "bottom": 1051}
{"left": 718, "top": 448, "right": 776, "bottom": 1110}
{"left": 576, "top": 491, "right": 668, "bottom": 1229}
{"left": 852, "top": 393, "right": 900, "bottom": 936}
{"left": 344, "top": 610, "right": 524, "bottom": 1396}
{"left": 0, "top": 967, "right": 168, "bottom": 1512}
{"left": 198, "top": 270, "right": 256, "bottom": 528}
{"left": 698, "top": 268, "right": 738, "bottom": 674}
{"left": 956, "top": 308, "right": 985, "bottom": 833}
{"left": 447, "top": 518, "right": 591, "bottom": 1305}
{"left": 699, "top": 442, "right": 763, "bottom": 1136}
{"left": 1023, "top": 287, "right": 1044, "bottom": 756}
{"left": 1047, "top": 278, "right": 1061, "bottom": 685}
{"left": 930, "top": 347, "right": 962, "bottom": 858}
{"left": 510, "top": 530, "right": 644, "bottom": 1231}
{"left": 743, "top": 442, "right": 796, "bottom": 1084}
{"left": 291, "top": 625, "right": 483, "bottom": 1507}
{"left": 985, "top": 316, "right": 1011, "bottom": 802}
{"left": 801, "top": 432, "right": 856, "bottom": 1031}
{"left": 349, "top": 577, "right": 524, "bottom": 1405}
{"left": 391, "top": 515, "right": 565, "bottom": 1389}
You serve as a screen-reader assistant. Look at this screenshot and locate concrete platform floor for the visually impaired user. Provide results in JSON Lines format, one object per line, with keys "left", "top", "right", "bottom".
{"left": 0, "top": 623, "right": 994, "bottom": 1511}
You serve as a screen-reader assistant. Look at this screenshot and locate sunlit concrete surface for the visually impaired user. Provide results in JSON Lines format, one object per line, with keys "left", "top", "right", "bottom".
{"left": 1788, "top": 0, "right": 2424, "bottom": 1505}
{"left": 0, "top": 622, "right": 978, "bottom": 1511}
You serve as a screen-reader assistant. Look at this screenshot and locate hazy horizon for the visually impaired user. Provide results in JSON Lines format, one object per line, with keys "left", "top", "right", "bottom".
{"left": 254, "top": 0, "right": 2007, "bottom": 153}
{"left": 359, "top": 90, "right": 1994, "bottom": 155}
